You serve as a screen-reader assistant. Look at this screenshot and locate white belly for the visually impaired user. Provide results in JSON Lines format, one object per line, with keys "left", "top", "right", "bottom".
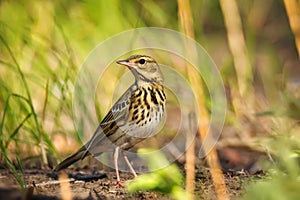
{"left": 122, "top": 105, "right": 165, "bottom": 138}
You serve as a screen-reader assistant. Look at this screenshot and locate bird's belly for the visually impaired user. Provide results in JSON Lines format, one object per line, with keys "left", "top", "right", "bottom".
{"left": 131, "top": 116, "right": 161, "bottom": 137}
{"left": 121, "top": 106, "right": 164, "bottom": 138}
{"left": 110, "top": 104, "right": 165, "bottom": 150}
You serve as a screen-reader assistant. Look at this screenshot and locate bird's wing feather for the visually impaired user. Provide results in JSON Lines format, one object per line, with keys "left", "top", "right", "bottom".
{"left": 83, "top": 84, "right": 135, "bottom": 154}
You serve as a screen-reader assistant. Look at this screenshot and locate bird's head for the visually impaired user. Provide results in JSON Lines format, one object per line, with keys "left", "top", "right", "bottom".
{"left": 117, "top": 55, "right": 163, "bottom": 85}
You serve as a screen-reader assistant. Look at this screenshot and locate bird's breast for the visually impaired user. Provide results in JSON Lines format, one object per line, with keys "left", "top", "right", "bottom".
{"left": 124, "top": 84, "right": 166, "bottom": 138}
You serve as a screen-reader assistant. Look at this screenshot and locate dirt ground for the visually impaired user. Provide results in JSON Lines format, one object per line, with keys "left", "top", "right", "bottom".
{"left": 0, "top": 164, "right": 264, "bottom": 200}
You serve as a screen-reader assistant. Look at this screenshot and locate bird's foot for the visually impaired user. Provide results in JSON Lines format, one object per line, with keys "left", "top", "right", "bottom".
{"left": 115, "top": 180, "right": 126, "bottom": 187}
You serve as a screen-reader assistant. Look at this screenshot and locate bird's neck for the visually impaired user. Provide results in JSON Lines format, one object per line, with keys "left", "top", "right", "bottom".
{"left": 135, "top": 80, "right": 163, "bottom": 89}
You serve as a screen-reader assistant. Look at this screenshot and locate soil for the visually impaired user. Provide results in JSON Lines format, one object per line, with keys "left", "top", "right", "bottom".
{"left": 0, "top": 164, "right": 264, "bottom": 200}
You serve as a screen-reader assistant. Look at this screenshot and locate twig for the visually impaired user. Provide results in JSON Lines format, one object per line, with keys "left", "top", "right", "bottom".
{"left": 29, "top": 178, "right": 75, "bottom": 188}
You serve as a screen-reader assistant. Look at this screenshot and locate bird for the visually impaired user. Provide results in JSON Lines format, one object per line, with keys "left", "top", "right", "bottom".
{"left": 54, "top": 55, "right": 166, "bottom": 184}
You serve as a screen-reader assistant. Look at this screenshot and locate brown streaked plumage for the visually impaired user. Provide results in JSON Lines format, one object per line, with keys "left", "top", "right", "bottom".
{"left": 54, "top": 55, "right": 166, "bottom": 184}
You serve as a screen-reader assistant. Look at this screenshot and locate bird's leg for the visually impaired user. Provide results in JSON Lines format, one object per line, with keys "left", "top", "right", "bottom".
{"left": 121, "top": 151, "right": 137, "bottom": 178}
{"left": 113, "top": 147, "right": 122, "bottom": 185}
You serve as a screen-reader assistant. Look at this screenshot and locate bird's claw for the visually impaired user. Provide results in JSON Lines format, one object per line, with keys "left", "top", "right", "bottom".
{"left": 115, "top": 180, "right": 125, "bottom": 187}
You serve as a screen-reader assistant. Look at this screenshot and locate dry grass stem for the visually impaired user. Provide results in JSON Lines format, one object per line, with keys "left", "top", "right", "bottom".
{"left": 185, "top": 112, "right": 196, "bottom": 198}
{"left": 178, "top": 0, "right": 229, "bottom": 199}
{"left": 58, "top": 172, "right": 73, "bottom": 200}
{"left": 284, "top": 0, "right": 300, "bottom": 57}
{"left": 219, "top": 0, "right": 252, "bottom": 97}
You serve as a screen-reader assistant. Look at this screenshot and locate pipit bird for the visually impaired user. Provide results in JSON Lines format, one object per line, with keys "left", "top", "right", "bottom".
{"left": 54, "top": 55, "right": 166, "bottom": 184}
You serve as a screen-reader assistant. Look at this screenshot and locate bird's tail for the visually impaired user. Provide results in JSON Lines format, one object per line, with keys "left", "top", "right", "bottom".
{"left": 53, "top": 146, "right": 90, "bottom": 171}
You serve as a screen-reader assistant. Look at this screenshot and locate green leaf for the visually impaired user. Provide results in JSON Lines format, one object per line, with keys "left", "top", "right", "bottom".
{"left": 126, "top": 148, "right": 191, "bottom": 200}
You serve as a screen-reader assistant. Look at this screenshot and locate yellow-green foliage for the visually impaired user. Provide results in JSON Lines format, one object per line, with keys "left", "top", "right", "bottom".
{"left": 127, "top": 148, "right": 191, "bottom": 200}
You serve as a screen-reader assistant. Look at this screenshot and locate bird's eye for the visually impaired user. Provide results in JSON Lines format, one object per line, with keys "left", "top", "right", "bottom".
{"left": 139, "top": 59, "right": 146, "bottom": 65}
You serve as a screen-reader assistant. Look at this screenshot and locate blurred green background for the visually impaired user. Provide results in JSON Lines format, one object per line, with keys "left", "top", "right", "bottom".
{"left": 0, "top": 0, "right": 299, "bottom": 198}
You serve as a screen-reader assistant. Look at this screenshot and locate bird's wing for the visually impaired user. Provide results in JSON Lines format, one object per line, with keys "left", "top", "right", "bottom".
{"left": 82, "top": 84, "right": 136, "bottom": 155}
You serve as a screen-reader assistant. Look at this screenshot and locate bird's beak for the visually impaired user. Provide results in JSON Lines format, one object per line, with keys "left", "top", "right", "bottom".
{"left": 117, "top": 59, "right": 133, "bottom": 68}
